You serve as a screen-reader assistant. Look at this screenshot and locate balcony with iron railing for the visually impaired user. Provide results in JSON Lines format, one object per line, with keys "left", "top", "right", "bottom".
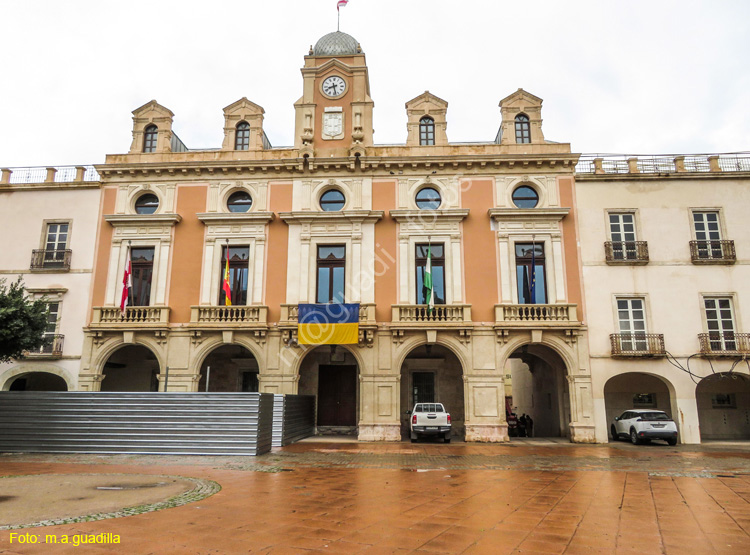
{"left": 30, "top": 249, "right": 72, "bottom": 271}
{"left": 391, "top": 304, "right": 472, "bottom": 326}
{"left": 190, "top": 305, "right": 268, "bottom": 327}
{"left": 698, "top": 332, "right": 750, "bottom": 356}
{"left": 90, "top": 306, "right": 170, "bottom": 327}
{"left": 24, "top": 334, "right": 64, "bottom": 358}
{"left": 610, "top": 333, "right": 666, "bottom": 357}
{"left": 689, "top": 240, "right": 736, "bottom": 264}
{"left": 604, "top": 241, "right": 649, "bottom": 264}
{"left": 495, "top": 304, "right": 579, "bottom": 327}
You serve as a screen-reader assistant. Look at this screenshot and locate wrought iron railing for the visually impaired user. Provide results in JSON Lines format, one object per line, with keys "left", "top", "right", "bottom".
{"left": 30, "top": 249, "right": 72, "bottom": 271}
{"left": 576, "top": 153, "right": 750, "bottom": 174}
{"left": 610, "top": 333, "right": 665, "bottom": 356}
{"left": 689, "top": 240, "right": 736, "bottom": 264}
{"left": 1, "top": 165, "right": 99, "bottom": 184}
{"left": 26, "top": 334, "right": 64, "bottom": 358}
{"left": 604, "top": 241, "right": 649, "bottom": 263}
{"left": 392, "top": 304, "right": 471, "bottom": 323}
{"left": 698, "top": 332, "right": 750, "bottom": 355}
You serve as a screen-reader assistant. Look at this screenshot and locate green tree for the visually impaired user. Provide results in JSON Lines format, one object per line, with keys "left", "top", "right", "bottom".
{"left": 0, "top": 277, "right": 49, "bottom": 362}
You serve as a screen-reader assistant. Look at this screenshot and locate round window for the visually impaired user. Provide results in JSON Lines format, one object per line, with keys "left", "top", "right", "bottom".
{"left": 134, "top": 193, "right": 159, "bottom": 214}
{"left": 511, "top": 185, "right": 539, "bottom": 208}
{"left": 227, "top": 191, "right": 253, "bottom": 213}
{"left": 320, "top": 189, "right": 345, "bottom": 211}
{"left": 415, "top": 187, "right": 441, "bottom": 210}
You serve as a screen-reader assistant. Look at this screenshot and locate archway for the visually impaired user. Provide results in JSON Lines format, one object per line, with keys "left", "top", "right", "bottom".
{"left": 100, "top": 345, "right": 160, "bottom": 392}
{"left": 198, "top": 344, "right": 259, "bottom": 392}
{"left": 6, "top": 372, "right": 68, "bottom": 391}
{"left": 299, "top": 346, "right": 359, "bottom": 434}
{"left": 604, "top": 373, "right": 676, "bottom": 440}
{"left": 697, "top": 373, "right": 750, "bottom": 440}
{"left": 506, "top": 344, "right": 569, "bottom": 438}
{"left": 399, "top": 344, "right": 465, "bottom": 440}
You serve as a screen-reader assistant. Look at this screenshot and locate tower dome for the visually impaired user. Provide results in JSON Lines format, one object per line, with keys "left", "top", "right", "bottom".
{"left": 313, "top": 31, "right": 361, "bottom": 56}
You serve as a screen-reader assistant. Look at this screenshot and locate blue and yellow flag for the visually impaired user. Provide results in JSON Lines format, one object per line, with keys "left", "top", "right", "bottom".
{"left": 298, "top": 303, "right": 359, "bottom": 345}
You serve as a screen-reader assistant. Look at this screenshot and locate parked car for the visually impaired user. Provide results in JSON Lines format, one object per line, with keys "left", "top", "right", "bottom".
{"left": 410, "top": 403, "right": 451, "bottom": 443}
{"left": 611, "top": 409, "right": 678, "bottom": 445}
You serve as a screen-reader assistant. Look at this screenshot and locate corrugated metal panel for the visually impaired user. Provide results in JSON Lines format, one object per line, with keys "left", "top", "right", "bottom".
{"left": 271, "top": 395, "right": 315, "bottom": 447}
{"left": 0, "top": 392, "right": 275, "bottom": 456}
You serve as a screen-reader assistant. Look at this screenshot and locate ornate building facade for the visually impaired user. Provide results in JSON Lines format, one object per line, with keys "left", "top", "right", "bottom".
{"left": 76, "top": 31, "right": 592, "bottom": 443}
{"left": 3, "top": 30, "right": 747, "bottom": 444}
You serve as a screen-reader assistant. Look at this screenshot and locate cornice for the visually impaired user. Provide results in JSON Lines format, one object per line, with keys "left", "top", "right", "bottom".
{"left": 104, "top": 214, "right": 182, "bottom": 226}
{"left": 389, "top": 209, "right": 470, "bottom": 222}
{"left": 197, "top": 211, "right": 275, "bottom": 225}
{"left": 279, "top": 209, "right": 384, "bottom": 224}
{"left": 489, "top": 208, "right": 569, "bottom": 222}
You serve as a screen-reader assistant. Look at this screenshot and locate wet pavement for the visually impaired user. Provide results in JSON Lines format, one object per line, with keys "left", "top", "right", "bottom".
{"left": 1, "top": 439, "right": 750, "bottom": 553}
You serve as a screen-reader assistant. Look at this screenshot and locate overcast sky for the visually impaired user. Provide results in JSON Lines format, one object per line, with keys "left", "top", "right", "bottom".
{"left": 1, "top": 0, "right": 748, "bottom": 168}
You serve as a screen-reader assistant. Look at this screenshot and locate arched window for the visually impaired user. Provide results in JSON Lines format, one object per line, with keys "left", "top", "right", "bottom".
{"left": 143, "top": 125, "right": 158, "bottom": 153}
{"left": 235, "top": 122, "right": 250, "bottom": 150}
{"left": 419, "top": 116, "right": 435, "bottom": 146}
{"left": 515, "top": 114, "right": 530, "bottom": 144}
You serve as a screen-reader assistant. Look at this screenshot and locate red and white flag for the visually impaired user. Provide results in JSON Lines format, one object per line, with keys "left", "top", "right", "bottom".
{"left": 119, "top": 245, "right": 132, "bottom": 315}
{"left": 337, "top": 0, "right": 348, "bottom": 10}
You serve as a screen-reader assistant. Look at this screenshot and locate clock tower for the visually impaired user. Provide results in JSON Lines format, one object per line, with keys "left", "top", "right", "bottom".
{"left": 294, "top": 31, "right": 374, "bottom": 159}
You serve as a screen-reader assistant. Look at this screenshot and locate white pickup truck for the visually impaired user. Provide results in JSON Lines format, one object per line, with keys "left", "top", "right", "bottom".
{"left": 410, "top": 403, "right": 451, "bottom": 443}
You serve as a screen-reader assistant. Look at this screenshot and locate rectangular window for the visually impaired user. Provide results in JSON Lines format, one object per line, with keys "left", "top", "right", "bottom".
{"left": 633, "top": 393, "right": 656, "bottom": 407}
{"left": 515, "top": 243, "right": 546, "bottom": 304}
{"left": 712, "top": 393, "right": 736, "bottom": 408}
{"left": 608, "top": 213, "right": 637, "bottom": 260}
{"left": 617, "top": 297, "right": 647, "bottom": 351}
{"left": 129, "top": 247, "right": 155, "bottom": 306}
{"left": 39, "top": 301, "right": 61, "bottom": 355}
{"left": 316, "top": 245, "right": 346, "bottom": 303}
{"left": 416, "top": 243, "right": 445, "bottom": 305}
{"left": 693, "top": 211, "right": 723, "bottom": 259}
{"left": 412, "top": 372, "right": 435, "bottom": 406}
{"left": 42, "top": 222, "right": 69, "bottom": 267}
{"left": 219, "top": 246, "right": 249, "bottom": 305}
{"left": 704, "top": 297, "right": 736, "bottom": 351}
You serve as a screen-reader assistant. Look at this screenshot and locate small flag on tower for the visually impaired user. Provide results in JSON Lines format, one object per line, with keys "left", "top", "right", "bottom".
{"left": 337, "top": 0, "right": 349, "bottom": 9}
{"left": 119, "top": 245, "right": 132, "bottom": 316}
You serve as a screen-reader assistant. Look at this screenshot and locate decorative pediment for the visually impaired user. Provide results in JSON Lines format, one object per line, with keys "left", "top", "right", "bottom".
{"left": 498, "top": 88, "right": 545, "bottom": 145}
{"left": 223, "top": 97, "right": 265, "bottom": 119}
{"left": 405, "top": 91, "right": 449, "bottom": 146}
{"left": 499, "top": 88, "right": 543, "bottom": 109}
{"left": 222, "top": 98, "right": 267, "bottom": 150}
{"left": 129, "top": 100, "right": 175, "bottom": 154}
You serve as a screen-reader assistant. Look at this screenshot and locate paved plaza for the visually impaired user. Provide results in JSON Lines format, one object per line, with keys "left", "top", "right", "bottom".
{"left": 2, "top": 439, "right": 750, "bottom": 554}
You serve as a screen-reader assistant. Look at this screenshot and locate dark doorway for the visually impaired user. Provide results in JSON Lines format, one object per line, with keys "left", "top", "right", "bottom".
{"left": 317, "top": 365, "right": 356, "bottom": 426}
{"left": 101, "top": 345, "right": 159, "bottom": 392}
{"left": 7, "top": 372, "right": 67, "bottom": 391}
{"left": 198, "top": 344, "right": 258, "bottom": 392}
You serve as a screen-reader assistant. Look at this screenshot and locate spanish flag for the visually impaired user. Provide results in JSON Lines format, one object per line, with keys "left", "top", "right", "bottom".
{"left": 222, "top": 257, "right": 232, "bottom": 306}
{"left": 298, "top": 303, "right": 359, "bottom": 345}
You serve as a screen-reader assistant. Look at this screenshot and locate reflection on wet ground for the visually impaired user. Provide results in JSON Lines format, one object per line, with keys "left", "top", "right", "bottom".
{"left": 1, "top": 440, "right": 750, "bottom": 553}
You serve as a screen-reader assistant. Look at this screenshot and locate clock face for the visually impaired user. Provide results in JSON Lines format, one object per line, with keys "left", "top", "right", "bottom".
{"left": 322, "top": 76, "right": 346, "bottom": 97}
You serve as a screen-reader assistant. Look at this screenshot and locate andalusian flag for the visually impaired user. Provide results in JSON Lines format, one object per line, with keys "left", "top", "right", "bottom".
{"left": 298, "top": 303, "right": 359, "bottom": 345}
{"left": 222, "top": 256, "right": 232, "bottom": 306}
{"left": 424, "top": 245, "right": 434, "bottom": 311}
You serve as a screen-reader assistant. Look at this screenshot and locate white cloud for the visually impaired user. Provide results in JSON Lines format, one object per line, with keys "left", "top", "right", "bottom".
{"left": 1, "top": 0, "right": 748, "bottom": 167}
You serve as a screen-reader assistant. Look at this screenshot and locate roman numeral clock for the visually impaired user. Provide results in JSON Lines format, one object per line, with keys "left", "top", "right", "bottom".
{"left": 321, "top": 76, "right": 346, "bottom": 140}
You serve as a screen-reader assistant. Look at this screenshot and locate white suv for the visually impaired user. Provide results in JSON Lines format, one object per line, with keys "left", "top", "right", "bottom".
{"left": 611, "top": 409, "right": 678, "bottom": 445}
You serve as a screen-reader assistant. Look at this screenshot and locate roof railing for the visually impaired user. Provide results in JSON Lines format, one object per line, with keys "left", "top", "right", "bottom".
{"left": 576, "top": 152, "right": 750, "bottom": 174}
{"left": 1, "top": 165, "right": 99, "bottom": 184}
